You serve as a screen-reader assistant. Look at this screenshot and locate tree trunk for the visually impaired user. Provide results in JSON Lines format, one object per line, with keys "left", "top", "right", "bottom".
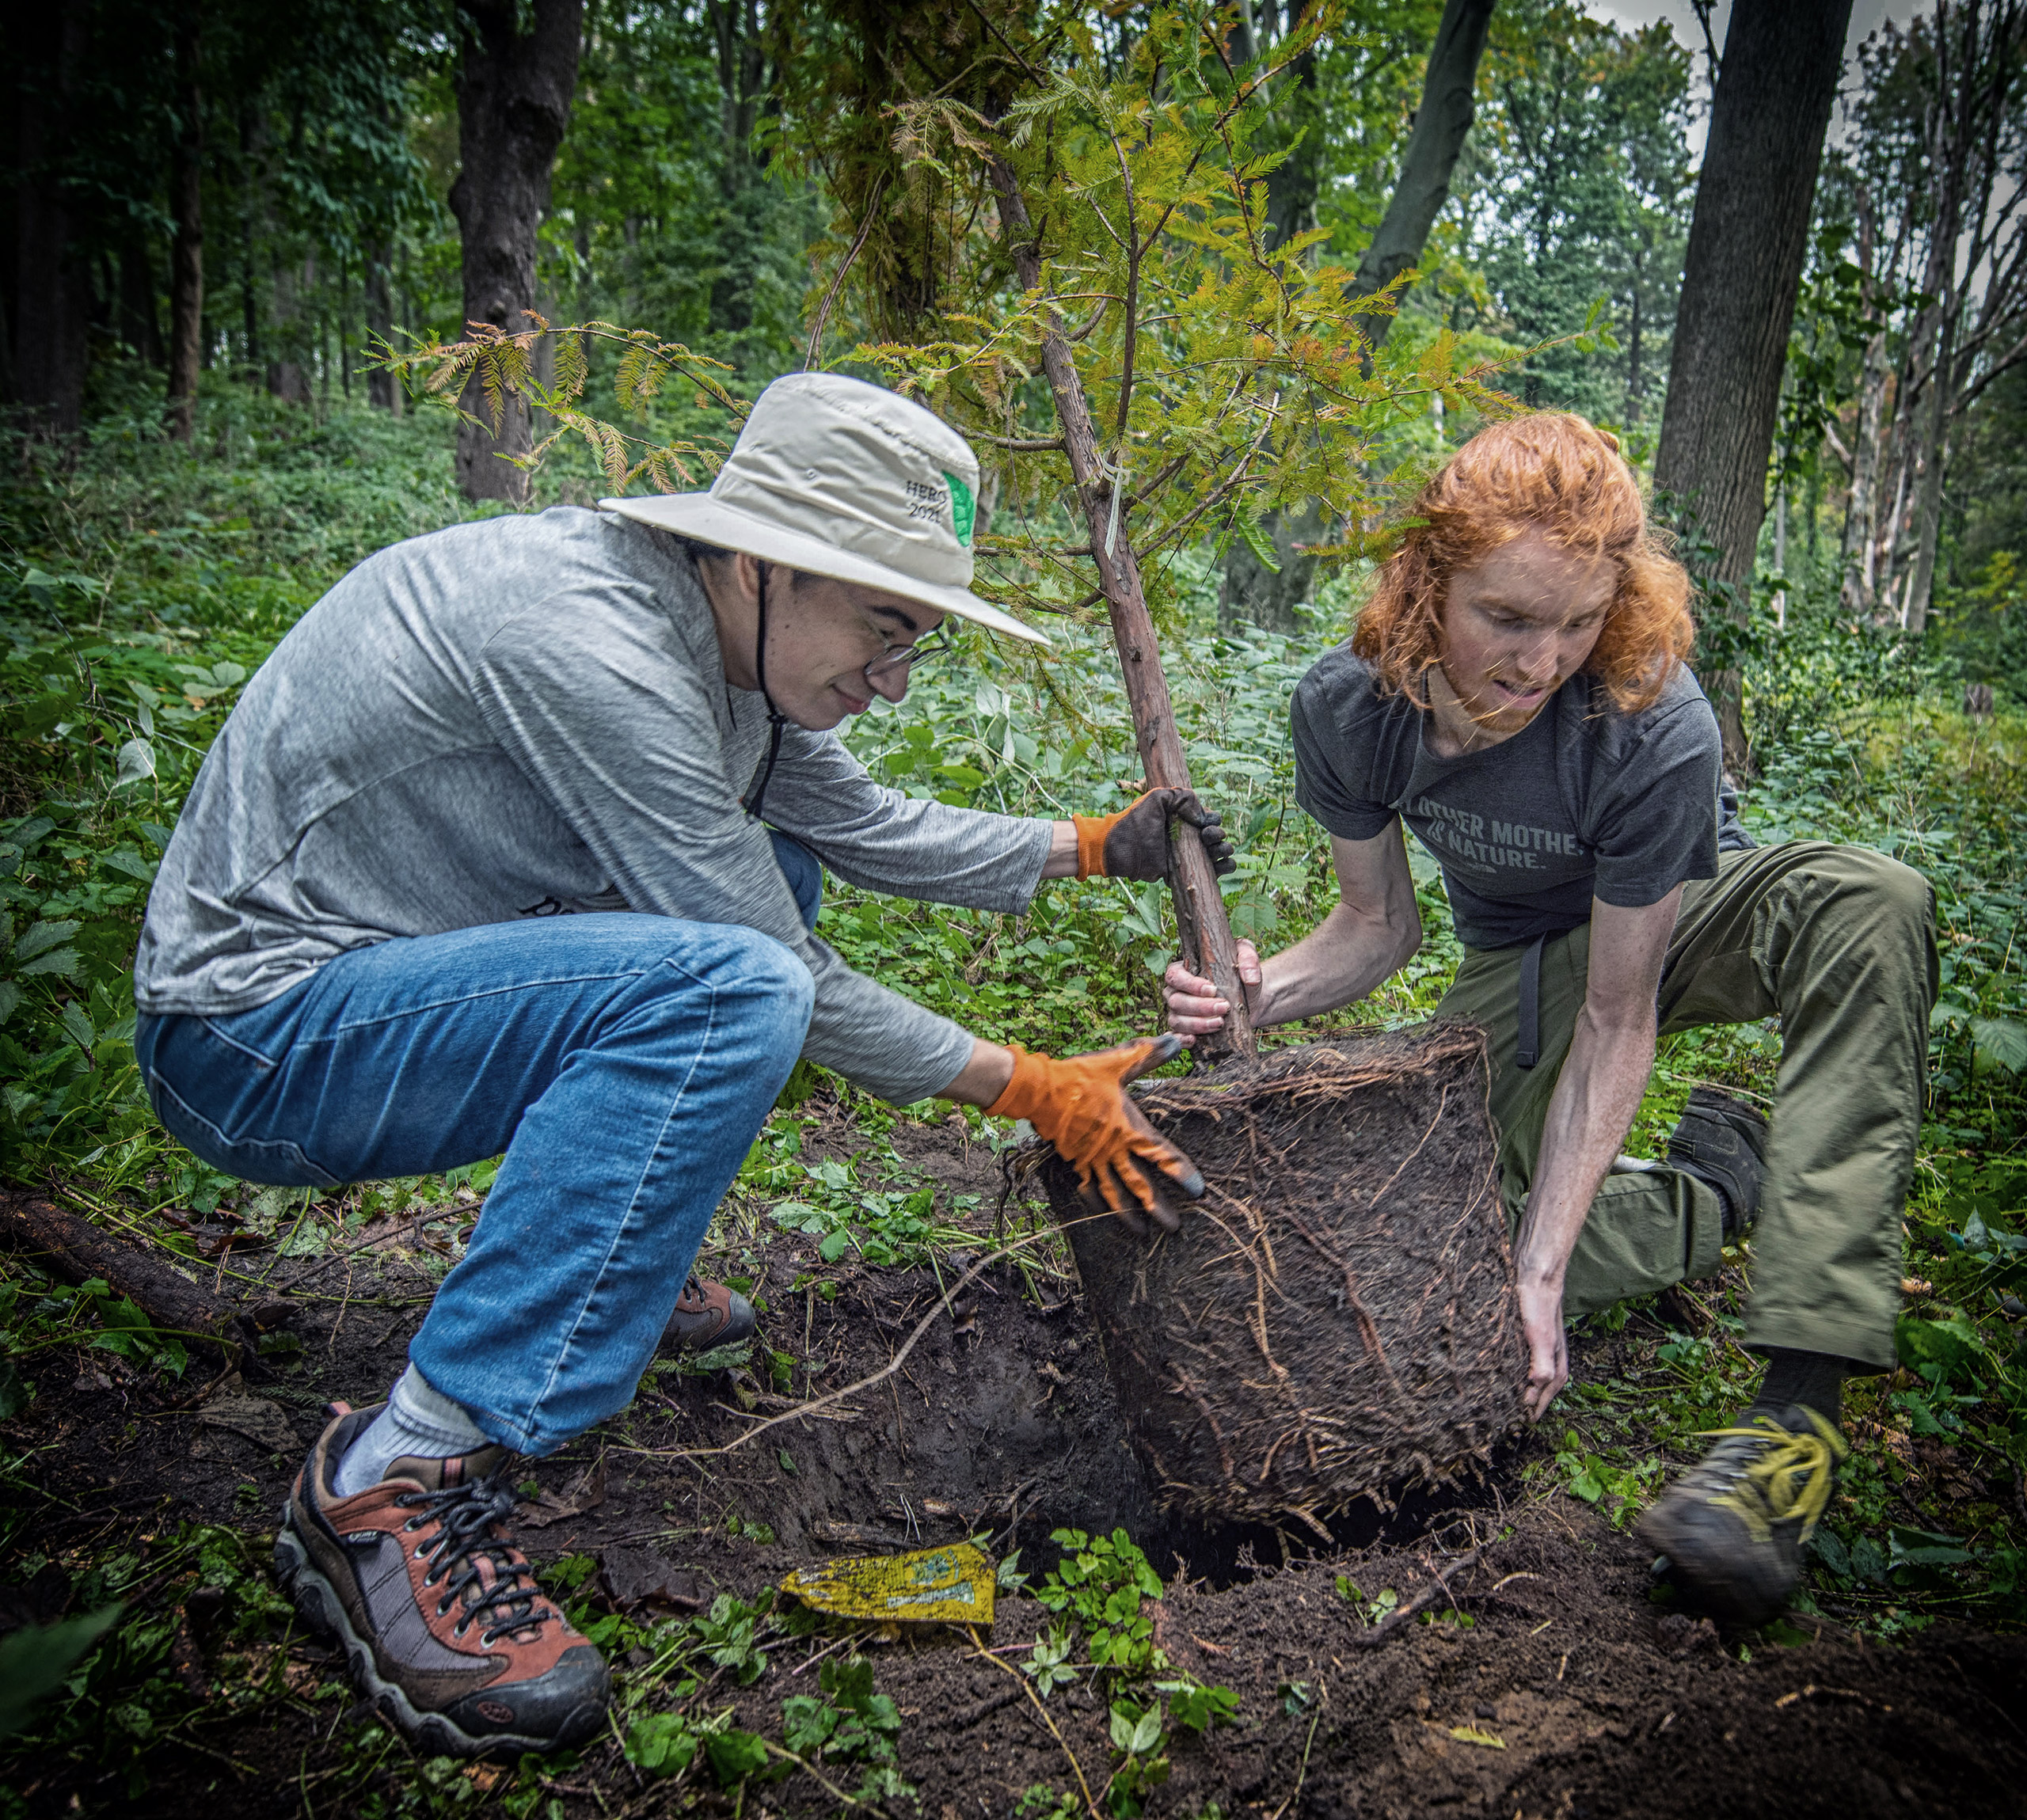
{"left": 1263, "top": 0, "right": 1322, "bottom": 253}
{"left": 11, "top": 2, "right": 92, "bottom": 433}
{"left": 166, "top": 2, "right": 205, "bottom": 443}
{"left": 1349, "top": 0, "right": 1496, "bottom": 351}
{"left": 1903, "top": 311, "right": 1958, "bottom": 634}
{"left": 991, "top": 158, "right": 1256, "bottom": 1062}
{"left": 1226, "top": 0, "right": 1494, "bottom": 631}
{"left": 450, "top": 0, "right": 584, "bottom": 503}
{"left": 118, "top": 236, "right": 162, "bottom": 367}
{"left": 1652, "top": 0, "right": 1853, "bottom": 765}
{"left": 1839, "top": 328, "right": 1891, "bottom": 613}
{"left": 364, "top": 241, "right": 401, "bottom": 414}
{"left": 0, "top": 1193, "right": 295, "bottom": 1370}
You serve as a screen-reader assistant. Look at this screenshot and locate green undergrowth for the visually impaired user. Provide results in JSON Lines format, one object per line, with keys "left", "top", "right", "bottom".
{"left": 2, "top": 392, "right": 2025, "bottom": 1800}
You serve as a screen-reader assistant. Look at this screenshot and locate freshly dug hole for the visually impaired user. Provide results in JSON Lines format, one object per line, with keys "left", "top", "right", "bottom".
{"left": 1035, "top": 1023, "right": 1527, "bottom": 1529}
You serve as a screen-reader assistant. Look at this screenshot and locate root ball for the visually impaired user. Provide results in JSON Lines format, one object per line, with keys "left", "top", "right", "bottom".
{"left": 1037, "top": 1024, "right": 1527, "bottom": 1528}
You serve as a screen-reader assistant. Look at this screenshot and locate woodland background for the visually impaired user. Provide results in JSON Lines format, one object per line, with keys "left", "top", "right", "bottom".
{"left": 2, "top": 0, "right": 2025, "bottom": 1811}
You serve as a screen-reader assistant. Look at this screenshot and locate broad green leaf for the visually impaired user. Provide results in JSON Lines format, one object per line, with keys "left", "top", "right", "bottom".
{"left": 702, "top": 1727, "right": 771, "bottom": 1786}
{"left": 100, "top": 849, "right": 157, "bottom": 884}
{"left": 1971, "top": 1016, "right": 2027, "bottom": 1075}
{"left": 1888, "top": 1526, "right": 1974, "bottom": 1569}
{"left": 13, "top": 920, "right": 82, "bottom": 963}
{"left": 626, "top": 1711, "right": 699, "bottom": 1775}
{"left": 114, "top": 738, "right": 156, "bottom": 786}
{"left": 1894, "top": 1310, "right": 1983, "bottom": 1381}
{"left": 17, "top": 948, "right": 81, "bottom": 981}
{"left": 59, "top": 1002, "right": 95, "bottom": 1054}
{"left": 0, "top": 1605, "right": 124, "bottom": 1739}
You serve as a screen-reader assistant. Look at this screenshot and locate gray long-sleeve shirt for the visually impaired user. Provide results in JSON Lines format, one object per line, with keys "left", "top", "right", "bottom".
{"left": 134, "top": 507, "right": 1053, "bottom": 1103}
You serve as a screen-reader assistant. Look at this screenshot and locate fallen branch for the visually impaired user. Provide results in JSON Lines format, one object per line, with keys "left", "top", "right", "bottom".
{"left": 283, "top": 1207, "right": 469, "bottom": 1290}
{"left": 0, "top": 1191, "right": 293, "bottom": 1367}
{"left": 1346, "top": 1546, "right": 1488, "bottom": 1647}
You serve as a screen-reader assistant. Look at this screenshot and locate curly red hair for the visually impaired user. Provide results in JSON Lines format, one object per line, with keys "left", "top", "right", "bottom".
{"left": 1352, "top": 413, "right": 1694, "bottom": 713}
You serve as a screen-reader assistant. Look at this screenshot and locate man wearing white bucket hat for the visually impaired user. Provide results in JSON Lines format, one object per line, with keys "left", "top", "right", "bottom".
{"left": 130, "top": 372, "right": 1230, "bottom": 1755}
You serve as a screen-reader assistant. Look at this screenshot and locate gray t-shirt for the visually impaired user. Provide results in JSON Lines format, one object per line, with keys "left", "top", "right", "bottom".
{"left": 135, "top": 507, "right": 1053, "bottom": 1104}
{"left": 1291, "top": 646, "right": 1746, "bottom": 949}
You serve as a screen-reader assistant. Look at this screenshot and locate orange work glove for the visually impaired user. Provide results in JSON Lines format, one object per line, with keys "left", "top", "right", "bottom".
{"left": 1073, "top": 787, "right": 1236, "bottom": 881}
{"left": 988, "top": 1034, "right": 1205, "bottom": 1235}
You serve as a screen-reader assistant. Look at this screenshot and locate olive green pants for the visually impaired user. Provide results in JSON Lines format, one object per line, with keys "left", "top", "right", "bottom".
{"left": 1435, "top": 842, "right": 1938, "bottom": 1368}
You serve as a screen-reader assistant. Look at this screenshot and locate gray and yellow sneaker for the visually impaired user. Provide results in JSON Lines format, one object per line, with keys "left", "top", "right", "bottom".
{"left": 1635, "top": 1403, "right": 1847, "bottom": 1628}
{"left": 275, "top": 1404, "right": 610, "bottom": 1757}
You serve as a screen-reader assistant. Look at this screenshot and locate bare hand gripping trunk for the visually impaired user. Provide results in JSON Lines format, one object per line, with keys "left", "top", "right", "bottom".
{"left": 451, "top": 0, "right": 584, "bottom": 503}
{"left": 989, "top": 160, "right": 1257, "bottom": 1061}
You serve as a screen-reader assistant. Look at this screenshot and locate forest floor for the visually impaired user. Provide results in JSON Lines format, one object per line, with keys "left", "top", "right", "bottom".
{"left": 6, "top": 1092, "right": 2025, "bottom": 1820}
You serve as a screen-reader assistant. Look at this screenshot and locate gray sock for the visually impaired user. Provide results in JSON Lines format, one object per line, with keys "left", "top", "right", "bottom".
{"left": 334, "top": 1363, "right": 492, "bottom": 1496}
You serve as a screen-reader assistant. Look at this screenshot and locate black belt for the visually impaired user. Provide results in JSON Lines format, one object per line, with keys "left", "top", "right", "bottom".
{"left": 1516, "top": 932, "right": 1546, "bottom": 1070}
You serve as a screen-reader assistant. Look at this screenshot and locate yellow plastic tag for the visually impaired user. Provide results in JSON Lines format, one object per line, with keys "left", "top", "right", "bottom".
{"left": 779, "top": 1542, "right": 997, "bottom": 1628}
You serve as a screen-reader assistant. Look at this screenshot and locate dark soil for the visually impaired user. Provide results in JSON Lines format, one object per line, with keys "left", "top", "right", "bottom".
{"left": 5, "top": 1115, "right": 2025, "bottom": 1818}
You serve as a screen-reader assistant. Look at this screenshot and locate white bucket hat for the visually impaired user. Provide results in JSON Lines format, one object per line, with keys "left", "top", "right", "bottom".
{"left": 602, "top": 371, "right": 1048, "bottom": 646}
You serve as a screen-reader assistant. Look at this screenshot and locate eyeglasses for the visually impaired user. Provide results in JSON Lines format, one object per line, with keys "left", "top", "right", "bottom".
{"left": 863, "top": 628, "right": 950, "bottom": 686}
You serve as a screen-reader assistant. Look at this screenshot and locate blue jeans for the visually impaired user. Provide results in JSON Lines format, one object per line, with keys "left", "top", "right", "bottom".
{"left": 134, "top": 834, "right": 825, "bottom": 1454}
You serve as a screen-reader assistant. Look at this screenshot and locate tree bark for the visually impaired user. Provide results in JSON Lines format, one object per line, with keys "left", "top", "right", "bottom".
{"left": 364, "top": 241, "right": 401, "bottom": 415}
{"left": 1263, "top": 0, "right": 1323, "bottom": 253}
{"left": 991, "top": 159, "right": 1256, "bottom": 1061}
{"left": 166, "top": 2, "right": 205, "bottom": 443}
{"left": 0, "top": 1193, "right": 295, "bottom": 1370}
{"left": 118, "top": 236, "right": 162, "bottom": 367}
{"left": 450, "top": 0, "right": 584, "bottom": 503}
{"left": 1349, "top": 0, "right": 1496, "bottom": 351}
{"left": 1225, "top": 0, "right": 1495, "bottom": 631}
{"left": 10, "top": 2, "right": 93, "bottom": 433}
{"left": 1653, "top": 0, "right": 1853, "bottom": 763}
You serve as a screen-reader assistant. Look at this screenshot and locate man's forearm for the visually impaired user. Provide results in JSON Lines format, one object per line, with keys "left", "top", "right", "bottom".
{"left": 1515, "top": 1007, "right": 1656, "bottom": 1286}
{"left": 1253, "top": 900, "right": 1420, "bottom": 1028}
{"left": 939, "top": 1037, "right": 1015, "bottom": 1107}
{"left": 1039, "top": 821, "right": 1078, "bottom": 880}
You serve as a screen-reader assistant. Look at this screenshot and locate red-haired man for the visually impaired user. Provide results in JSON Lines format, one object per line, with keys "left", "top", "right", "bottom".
{"left": 1166, "top": 413, "right": 1936, "bottom": 1627}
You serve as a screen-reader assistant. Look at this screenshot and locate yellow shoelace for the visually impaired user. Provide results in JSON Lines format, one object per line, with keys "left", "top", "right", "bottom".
{"left": 1698, "top": 1408, "right": 1848, "bottom": 1545}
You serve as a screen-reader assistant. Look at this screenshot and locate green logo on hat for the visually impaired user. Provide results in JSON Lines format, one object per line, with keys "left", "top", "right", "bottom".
{"left": 943, "top": 471, "right": 975, "bottom": 548}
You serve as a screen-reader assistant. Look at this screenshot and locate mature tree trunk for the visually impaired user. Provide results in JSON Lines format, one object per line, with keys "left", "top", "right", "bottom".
{"left": 363, "top": 241, "right": 401, "bottom": 415}
{"left": 1263, "top": 0, "right": 1323, "bottom": 253}
{"left": 268, "top": 252, "right": 312, "bottom": 404}
{"left": 1653, "top": 0, "right": 1853, "bottom": 764}
{"left": 1350, "top": 0, "right": 1496, "bottom": 350}
{"left": 1223, "top": 0, "right": 1495, "bottom": 631}
{"left": 11, "top": 2, "right": 92, "bottom": 433}
{"left": 166, "top": 2, "right": 205, "bottom": 443}
{"left": 117, "top": 237, "right": 162, "bottom": 367}
{"left": 450, "top": 0, "right": 584, "bottom": 503}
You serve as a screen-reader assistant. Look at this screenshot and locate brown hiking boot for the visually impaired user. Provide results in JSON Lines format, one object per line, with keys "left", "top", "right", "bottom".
{"left": 1635, "top": 1403, "right": 1847, "bottom": 1628}
{"left": 275, "top": 1404, "right": 609, "bottom": 1756}
{"left": 661, "top": 1275, "right": 755, "bottom": 1351}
